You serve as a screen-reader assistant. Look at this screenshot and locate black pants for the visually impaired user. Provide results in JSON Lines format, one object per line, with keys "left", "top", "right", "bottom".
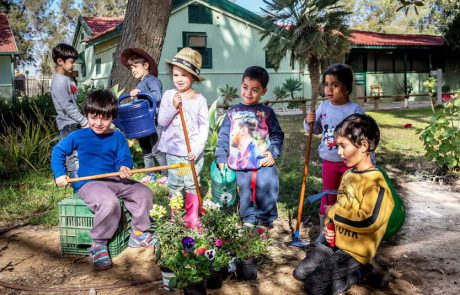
{"left": 293, "top": 243, "right": 362, "bottom": 295}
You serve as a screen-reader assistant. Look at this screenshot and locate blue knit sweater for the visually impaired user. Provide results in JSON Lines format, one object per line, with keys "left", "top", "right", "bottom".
{"left": 51, "top": 128, "right": 133, "bottom": 190}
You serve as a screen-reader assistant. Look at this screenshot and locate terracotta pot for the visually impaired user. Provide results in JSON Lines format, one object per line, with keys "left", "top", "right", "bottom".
{"left": 184, "top": 280, "right": 207, "bottom": 295}
{"left": 236, "top": 259, "right": 257, "bottom": 281}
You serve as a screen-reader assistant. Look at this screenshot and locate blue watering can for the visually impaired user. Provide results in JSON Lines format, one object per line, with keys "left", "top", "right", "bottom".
{"left": 113, "top": 93, "right": 157, "bottom": 139}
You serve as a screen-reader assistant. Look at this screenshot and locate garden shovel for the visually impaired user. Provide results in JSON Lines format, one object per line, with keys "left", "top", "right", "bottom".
{"left": 177, "top": 102, "right": 205, "bottom": 215}
{"left": 66, "top": 163, "right": 191, "bottom": 183}
{"left": 292, "top": 100, "right": 317, "bottom": 248}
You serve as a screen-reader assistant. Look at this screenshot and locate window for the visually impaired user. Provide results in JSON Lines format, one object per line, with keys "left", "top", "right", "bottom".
{"left": 346, "top": 52, "right": 366, "bottom": 72}
{"left": 188, "top": 4, "right": 212, "bottom": 24}
{"left": 265, "top": 50, "right": 274, "bottom": 69}
{"left": 95, "top": 58, "right": 101, "bottom": 75}
{"left": 410, "top": 52, "right": 428, "bottom": 72}
{"left": 177, "top": 47, "right": 212, "bottom": 69}
{"left": 375, "top": 52, "right": 394, "bottom": 73}
{"left": 81, "top": 62, "right": 86, "bottom": 77}
{"left": 80, "top": 32, "right": 84, "bottom": 41}
{"left": 183, "top": 32, "right": 207, "bottom": 48}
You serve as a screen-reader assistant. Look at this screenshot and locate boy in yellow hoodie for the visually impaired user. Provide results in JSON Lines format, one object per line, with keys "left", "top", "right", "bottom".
{"left": 293, "top": 114, "right": 394, "bottom": 295}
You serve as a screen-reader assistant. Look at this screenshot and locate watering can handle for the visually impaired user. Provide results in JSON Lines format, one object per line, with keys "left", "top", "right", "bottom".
{"left": 118, "top": 93, "right": 156, "bottom": 110}
{"left": 220, "top": 163, "right": 227, "bottom": 187}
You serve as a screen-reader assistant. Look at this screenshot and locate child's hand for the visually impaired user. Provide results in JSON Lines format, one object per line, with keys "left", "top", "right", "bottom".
{"left": 188, "top": 152, "right": 197, "bottom": 161}
{"left": 55, "top": 175, "right": 69, "bottom": 187}
{"left": 217, "top": 163, "right": 227, "bottom": 172}
{"left": 173, "top": 92, "right": 182, "bottom": 109}
{"left": 260, "top": 151, "right": 275, "bottom": 167}
{"left": 130, "top": 88, "right": 140, "bottom": 98}
{"left": 324, "top": 223, "right": 336, "bottom": 244}
{"left": 119, "top": 166, "right": 132, "bottom": 179}
{"left": 305, "top": 112, "right": 316, "bottom": 124}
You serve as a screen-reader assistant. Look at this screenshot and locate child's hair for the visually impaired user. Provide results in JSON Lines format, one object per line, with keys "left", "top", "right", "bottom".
{"left": 322, "top": 63, "right": 354, "bottom": 96}
{"left": 128, "top": 54, "right": 147, "bottom": 67}
{"left": 83, "top": 90, "right": 118, "bottom": 119}
{"left": 243, "top": 66, "right": 269, "bottom": 89}
{"left": 334, "top": 114, "right": 380, "bottom": 152}
{"left": 52, "top": 43, "right": 78, "bottom": 64}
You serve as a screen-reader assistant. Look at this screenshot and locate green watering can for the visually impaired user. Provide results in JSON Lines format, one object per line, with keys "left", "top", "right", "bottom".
{"left": 210, "top": 161, "right": 237, "bottom": 208}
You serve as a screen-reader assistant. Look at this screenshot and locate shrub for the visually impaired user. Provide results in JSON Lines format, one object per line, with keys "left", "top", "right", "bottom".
{"left": 417, "top": 90, "right": 460, "bottom": 170}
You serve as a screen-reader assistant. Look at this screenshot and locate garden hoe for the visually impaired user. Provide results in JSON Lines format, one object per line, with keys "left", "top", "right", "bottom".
{"left": 292, "top": 100, "right": 318, "bottom": 248}
{"left": 177, "top": 102, "right": 205, "bottom": 215}
{"left": 66, "top": 163, "right": 191, "bottom": 183}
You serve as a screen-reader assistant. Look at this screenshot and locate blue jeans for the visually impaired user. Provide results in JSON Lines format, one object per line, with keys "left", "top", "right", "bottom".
{"left": 138, "top": 127, "right": 167, "bottom": 177}
{"left": 59, "top": 124, "right": 79, "bottom": 179}
{"left": 236, "top": 165, "right": 279, "bottom": 227}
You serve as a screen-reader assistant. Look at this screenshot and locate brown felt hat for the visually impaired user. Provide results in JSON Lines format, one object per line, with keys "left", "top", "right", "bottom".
{"left": 120, "top": 48, "right": 158, "bottom": 77}
{"left": 165, "top": 47, "right": 205, "bottom": 81}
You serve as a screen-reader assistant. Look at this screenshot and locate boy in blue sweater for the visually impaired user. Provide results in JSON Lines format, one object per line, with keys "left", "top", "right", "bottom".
{"left": 120, "top": 48, "right": 167, "bottom": 185}
{"left": 51, "top": 90, "right": 155, "bottom": 271}
{"left": 215, "top": 66, "right": 284, "bottom": 228}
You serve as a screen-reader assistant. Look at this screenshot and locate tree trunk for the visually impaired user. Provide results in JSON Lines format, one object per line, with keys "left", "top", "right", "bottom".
{"left": 307, "top": 55, "right": 321, "bottom": 114}
{"left": 109, "top": 0, "right": 172, "bottom": 90}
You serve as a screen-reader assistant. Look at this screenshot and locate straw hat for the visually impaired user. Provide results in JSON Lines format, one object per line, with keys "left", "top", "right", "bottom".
{"left": 165, "top": 47, "right": 205, "bottom": 81}
{"left": 120, "top": 48, "right": 158, "bottom": 77}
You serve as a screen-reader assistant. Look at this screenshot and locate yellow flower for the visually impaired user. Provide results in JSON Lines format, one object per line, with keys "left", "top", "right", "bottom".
{"left": 150, "top": 204, "right": 167, "bottom": 219}
{"left": 169, "top": 192, "right": 184, "bottom": 210}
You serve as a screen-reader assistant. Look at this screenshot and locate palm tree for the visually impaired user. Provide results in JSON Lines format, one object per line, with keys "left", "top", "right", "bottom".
{"left": 282, "top": 78, "right": 302, "bottom": 100}
{"left": 260, "top": 0, "right": 351, "bottom": 112}
{"left": 218, "top": 84, "right": 239, "bottom": 109}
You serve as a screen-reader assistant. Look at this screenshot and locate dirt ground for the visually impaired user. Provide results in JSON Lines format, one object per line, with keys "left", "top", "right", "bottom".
{"left": 1, "top": 177, "right": 459, "bottom": 295}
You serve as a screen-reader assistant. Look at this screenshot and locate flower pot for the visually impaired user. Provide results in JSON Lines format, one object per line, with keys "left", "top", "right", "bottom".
{"left": 206, "top": 268, "right": 227, "bottom": 289}
{"left": 160, "top": 267, "right": 177, "bottom": 291}
{"left": 184, "top": 280, "right": 207, "bottom": 295}
{"left": 236, "top": 259, "right": 257, "bottom": 281}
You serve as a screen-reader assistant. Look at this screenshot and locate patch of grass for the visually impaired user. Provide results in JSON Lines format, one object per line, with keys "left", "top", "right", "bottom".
{"left": 0, "top": 170, "right": 68, "bottom": 226}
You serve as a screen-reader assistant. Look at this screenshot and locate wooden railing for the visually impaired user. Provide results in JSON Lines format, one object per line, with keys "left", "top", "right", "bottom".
{"left": 217, "top": 92, "right": 455, "bottom": 111}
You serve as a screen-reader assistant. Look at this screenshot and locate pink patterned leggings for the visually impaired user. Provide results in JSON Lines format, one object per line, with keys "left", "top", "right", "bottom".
{"left": 320, "top": 160, "right": 349, "bottom": 215}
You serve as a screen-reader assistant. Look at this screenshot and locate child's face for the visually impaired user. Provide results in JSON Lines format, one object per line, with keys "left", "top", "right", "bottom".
{"left": 172, "top": 66, "right": 194, "bottom": 93}
{"left": 88, "top": 113, "right": 113, "bottom": 135}
{"left": 240, "top": 77, "right": 267, "bottom": 105}
{"left": 57, "top": 58, "right": 76, "bottom": 75}
{"left": 336, "top": 135, "right": 370, "bottom": 170}
{"left": 323, "top": 75, "right": 348, "bottom": 105}
{"left": 130, "top": 62, "right": 149, "bottom": 80}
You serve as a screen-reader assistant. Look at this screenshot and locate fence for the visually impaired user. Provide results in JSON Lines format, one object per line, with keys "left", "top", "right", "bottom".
{"left": 14, "top": 75, "right": 52, "bottom": 97}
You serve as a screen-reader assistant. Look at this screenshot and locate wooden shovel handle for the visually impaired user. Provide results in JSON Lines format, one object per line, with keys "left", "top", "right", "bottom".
{"left": 67, "top": 164, "right": 180, "bottom": 183}
{"left": 177, "top": 103, "right": 204, "bottom": 213}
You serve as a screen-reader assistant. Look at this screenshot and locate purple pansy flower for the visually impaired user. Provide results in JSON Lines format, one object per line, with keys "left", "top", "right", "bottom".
{"left": 182, "top": 236, "right": 195, "bottom": 251}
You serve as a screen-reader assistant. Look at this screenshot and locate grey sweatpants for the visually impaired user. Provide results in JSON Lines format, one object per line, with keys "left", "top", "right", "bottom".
{"left": 79, "top": 177, "right": 153, "bottom": 243}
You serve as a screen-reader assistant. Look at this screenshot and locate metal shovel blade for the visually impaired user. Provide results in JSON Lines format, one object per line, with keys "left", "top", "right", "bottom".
{"left": 291, "top": 231, "right": 310, "bottom": 248}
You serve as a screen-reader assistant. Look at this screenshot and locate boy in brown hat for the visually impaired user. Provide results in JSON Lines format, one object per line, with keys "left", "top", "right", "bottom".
{"left": 120, "top": 48, "right": 168, "bottom": 184}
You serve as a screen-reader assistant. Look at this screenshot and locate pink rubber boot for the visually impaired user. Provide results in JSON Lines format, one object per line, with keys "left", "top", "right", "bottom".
{"left": 184, "top": 192, "right": 201, "bottom": 229}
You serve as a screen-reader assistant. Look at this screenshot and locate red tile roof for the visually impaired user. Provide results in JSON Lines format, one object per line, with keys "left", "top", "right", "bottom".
{"left": 351, "top": 30, "right": 445, "bottom": 47}
{"left": 82, "top": 16, "right": 123, "bottom": 42}
{"left": 0, "top": 14, "right": 18, "bottom": 53}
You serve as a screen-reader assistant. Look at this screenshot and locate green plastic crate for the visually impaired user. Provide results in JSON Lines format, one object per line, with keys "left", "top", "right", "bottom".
{"left": 58, "top": 197, "right": 131, "bottom": 257}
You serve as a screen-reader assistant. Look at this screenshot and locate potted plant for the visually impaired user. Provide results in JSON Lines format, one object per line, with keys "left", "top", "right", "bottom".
{"left": 230, "top": 226, "right": 270, "bottom": 281}
{"left": 150, "top": 193, "right": 186, "bottom": 290}
{"left": 165, "top": 235, "right": 214, "bottom": 295}
{"left": 200, "top": 200, "right": 234, "bottom": 288}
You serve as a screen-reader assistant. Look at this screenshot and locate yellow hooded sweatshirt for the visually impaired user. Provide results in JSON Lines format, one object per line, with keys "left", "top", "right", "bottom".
{"left": 326, "top": 169, "right": 394, "bottom": 264}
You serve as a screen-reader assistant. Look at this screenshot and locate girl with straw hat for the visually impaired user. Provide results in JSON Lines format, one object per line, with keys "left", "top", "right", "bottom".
{"left": 157, "top": 48, "right": 209, "bottom": 229}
